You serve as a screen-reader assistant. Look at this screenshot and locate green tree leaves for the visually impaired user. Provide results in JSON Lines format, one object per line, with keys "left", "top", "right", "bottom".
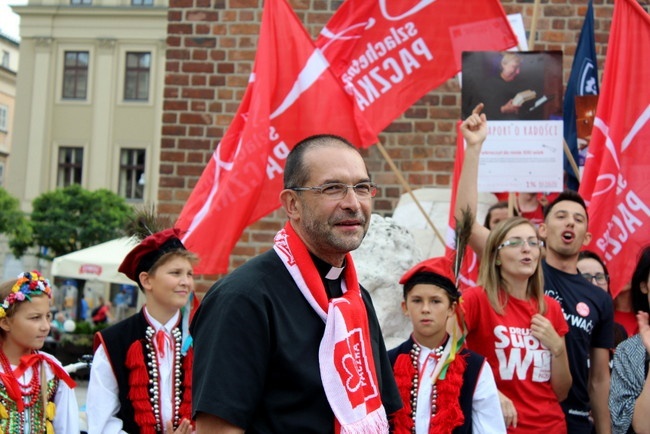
{"left": 1, "top": 185, "right": 134, "bottom": 259}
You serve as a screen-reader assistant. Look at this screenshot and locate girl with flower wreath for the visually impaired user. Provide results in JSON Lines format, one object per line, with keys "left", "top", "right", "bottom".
{"left": 0, "top": 271, "right": 79, "bottom": 433}
{"left": 388, "top": 257, "right": 505, "bottom": 434}
{"left": 86, "top": 225, "right": 196, "bottom": 434}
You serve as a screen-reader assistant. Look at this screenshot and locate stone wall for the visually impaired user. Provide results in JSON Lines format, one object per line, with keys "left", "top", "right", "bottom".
{"left": 159, "top": 0, "right": 640, "bottom": 292}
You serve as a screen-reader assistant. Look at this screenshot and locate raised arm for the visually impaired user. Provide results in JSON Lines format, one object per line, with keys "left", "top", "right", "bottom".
{"left": 456, "top": 103, "right": 491, "bottom": 258}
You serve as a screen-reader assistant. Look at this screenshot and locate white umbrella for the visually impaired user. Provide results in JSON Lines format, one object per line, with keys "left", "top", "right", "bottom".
{"left": 51, "top": 237, "right": 138, "bottom": 286}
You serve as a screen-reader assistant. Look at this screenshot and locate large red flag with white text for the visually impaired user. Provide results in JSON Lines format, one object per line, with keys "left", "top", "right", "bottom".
{"left": 176, "top": 0, "right": 377, "bottom": 274}
{"left": 315, "top": 0, "right": 518, "bottom": 132}
{"left": 578, "top": 0, "right": 650, "bottom": 297}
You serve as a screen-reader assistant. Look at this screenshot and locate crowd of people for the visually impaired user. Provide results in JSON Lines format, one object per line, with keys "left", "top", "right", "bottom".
{"left": 0, "top": 108, "right": 648, "bottom": 434}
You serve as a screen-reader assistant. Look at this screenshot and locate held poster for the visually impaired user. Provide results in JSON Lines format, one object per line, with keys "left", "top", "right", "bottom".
{"left": 462, "top": 51, "right": 564, "bottom": 193}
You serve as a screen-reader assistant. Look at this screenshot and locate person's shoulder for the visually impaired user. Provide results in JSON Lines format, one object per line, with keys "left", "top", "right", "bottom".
{"left": 359, "top": 285, "right": 373, "bottom": 302}
{"left": 387, "top": 337, "right": 412, "bottom": 355}
{"left": 387, "top": 337, "right": 413, "bottom": 365}
{"left": 460, "top": 347, "right": 487, "bottom": 367}
{"left": 567, "top": 274, "right": 613, "bottom": 307}
{"left": 541, "top": 259, "right": 560, "bottom": 276}
{"left": 222, "top": 249, "right": 281, "bottom": 282}
{"left": 615, "top": 333, "right": 643, "bottom": 355}
{"left": 461, "top": 286, "right": 485, "bottom": 301}
{"left": 201, "top": 250, "right": 285, "bottom": 302}
{"left": 591, "top": 287, "right": 615, "bottom": 311}
{"left": 39, "top": 350, "right": 65, "bottom": 368}
{"left": 543, "top": 294, "right": 563, "bottom": 311}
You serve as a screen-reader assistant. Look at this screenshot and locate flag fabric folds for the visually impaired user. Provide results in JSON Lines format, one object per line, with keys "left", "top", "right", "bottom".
{"left": 176, "top": 0, "right": 527, "bottom": 274}
{"left": 176, "top": 0, "right": 377, "bottom": 274}
{"left": 578, "top": 0, "right": 650, "bottom": 297}
{"left": 563, "top": 0, "right": 599, "bottom": 191}
{"left": 315, "top": 0, "right": 518, "bottom": 133}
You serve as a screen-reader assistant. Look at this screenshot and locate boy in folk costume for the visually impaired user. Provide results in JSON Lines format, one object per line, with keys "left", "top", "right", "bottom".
{"left": 389, "top": 257, "right": 505, "bottom": 434}
{"left": 87, "top": 228, "right": 196, "bottom": 434}
{"left": 0, "top": 271, "right": 78, "bottom": 433}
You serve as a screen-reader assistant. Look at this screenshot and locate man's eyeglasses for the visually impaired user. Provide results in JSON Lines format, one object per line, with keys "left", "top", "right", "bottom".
{"left": 497, "top": 237, "right": 541, "bottom": 250}
{"left": 289, "top": 182, "right": 377, "bottom": 200}
{"left": 581, "top": 272, "right": 609, "bottom": 285}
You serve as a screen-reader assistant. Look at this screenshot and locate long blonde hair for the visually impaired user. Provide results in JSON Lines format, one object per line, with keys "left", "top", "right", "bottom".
{"left": 478, "top": 217, "right": 546, "bottom": 315}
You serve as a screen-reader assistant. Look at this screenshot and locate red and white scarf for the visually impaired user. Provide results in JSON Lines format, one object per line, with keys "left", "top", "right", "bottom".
{"left": 273, "top": 222, "right": 388, "bottom": 434}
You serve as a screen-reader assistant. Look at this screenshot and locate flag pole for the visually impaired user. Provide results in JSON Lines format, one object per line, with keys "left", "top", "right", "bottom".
{"left": 563, "top": 139, "right": 581, "bottom": 182}
{"left": 375, "top": 141, "right": 446, "bottom": 246}
{"left": 527, "top": 0, "right": 542, "bottom": 49}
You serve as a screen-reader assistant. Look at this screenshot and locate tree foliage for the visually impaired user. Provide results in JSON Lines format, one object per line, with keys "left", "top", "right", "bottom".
{"left": 9, "top": 185, "right": 134, "bottom": 259}
{"left": 0, "top": 188, "right": 32, "bottom": 257}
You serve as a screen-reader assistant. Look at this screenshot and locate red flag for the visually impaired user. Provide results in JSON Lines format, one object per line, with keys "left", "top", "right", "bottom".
{"left": 578, "top": 0, "right": 650, "bottom": 297}
{"left": 176, "top": 0, "right": 377, "bottom": 274}
{"left": 446, "top": 121, "right": 479, "bottom": 290}
{"left": 315, "top": 0, "right": 518, "bottom": 133}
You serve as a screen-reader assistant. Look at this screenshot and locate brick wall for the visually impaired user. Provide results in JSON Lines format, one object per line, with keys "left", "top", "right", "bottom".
{"left": 160, "top": 0, "right": 638, "bottom": 292}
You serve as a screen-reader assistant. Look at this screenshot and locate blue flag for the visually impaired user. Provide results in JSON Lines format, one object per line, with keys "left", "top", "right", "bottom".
{"left": 563, "top": 0, "right": 599, "bottom": 190}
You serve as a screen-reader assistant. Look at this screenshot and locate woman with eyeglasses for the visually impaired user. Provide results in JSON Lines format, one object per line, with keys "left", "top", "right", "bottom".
{"left": 609, "top": 245, "right": 650, "bottom": 434}
{"left": 577, "top": 250, "right": 610, "bottom": 292}
{"left": 577, "top": 251, "right": 629, "bottom": 349}
{"left": 578, "top": 250, "right": 638, "bottom": 338}
{"left": 461, "top": 216, "right": 572, "bottom": 433}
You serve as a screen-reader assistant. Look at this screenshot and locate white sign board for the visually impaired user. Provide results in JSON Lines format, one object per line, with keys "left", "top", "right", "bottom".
{"left": 476, "top": 120, "right": 564, "bottom": 192}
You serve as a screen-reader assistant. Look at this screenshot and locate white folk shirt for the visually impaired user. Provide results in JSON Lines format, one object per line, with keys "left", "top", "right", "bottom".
{"left": 86, "top": 307, "right": 180, "bottom": 434}
{"left": 0, "top": 352, "right": 79, "bottom": 434}
{"left": 414, "top": 343, "right": 507, "bottom": 434}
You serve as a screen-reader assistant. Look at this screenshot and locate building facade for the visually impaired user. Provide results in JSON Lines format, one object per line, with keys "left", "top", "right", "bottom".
{"left": 0, "top": 31, "right": 19, "bottom": 187}
{"left": 8, "top": 0, "right": 169, "bottom": 211}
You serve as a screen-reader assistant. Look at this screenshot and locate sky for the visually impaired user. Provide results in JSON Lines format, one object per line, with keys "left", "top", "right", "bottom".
{"left": 0, "top": 0, "right": 27, "bottom": 40}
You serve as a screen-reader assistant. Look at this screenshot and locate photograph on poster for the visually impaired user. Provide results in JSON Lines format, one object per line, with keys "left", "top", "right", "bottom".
{"left": 460, "top": 51, "right": 565, "bottom": 193}
{"left": 461, "top": 51, "right": 563, "bottom": 121}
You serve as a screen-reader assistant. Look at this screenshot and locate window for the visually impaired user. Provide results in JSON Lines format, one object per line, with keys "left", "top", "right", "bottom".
{"left": 62, "top": 51, "right": 89, "bottom": 99}
{"left": 124, "top": 52, "right": 151, "bottom": 101}
{"left": 70, "top": 0, "right": 92, "bottom": 4}
{"left": 57, "top": 147, "right": 83, "bottom": 187}
{"left": 119, "top": 149, "right": 145, "bottom": 200}
{"left": 131, "top": 0, "right": 153, "bottom": 5}
{"left": 0, "top": 105, "right": 7, "bottom": 132}
{"left": 1, "top": 51, "right": 9, "bottom": 68}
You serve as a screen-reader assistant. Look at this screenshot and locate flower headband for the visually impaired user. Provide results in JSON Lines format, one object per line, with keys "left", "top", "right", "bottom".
{"left": 0, "top": 271, "right": 53, "bottom": 318}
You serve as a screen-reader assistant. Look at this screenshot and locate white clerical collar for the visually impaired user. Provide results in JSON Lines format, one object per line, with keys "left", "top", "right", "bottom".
{"left": 325, "top": 266, "right": 344, "bottom": 280}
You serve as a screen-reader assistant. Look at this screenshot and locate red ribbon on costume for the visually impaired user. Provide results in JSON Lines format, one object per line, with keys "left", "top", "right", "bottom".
{"left": 15, "top": 353, "right": 76, "bottom": 389}
{"left": 2, "top": 353, "right": 76, "bottom": 411}
{"left": 0, "top": 371, "right": 25, "bottom": 411}
{"left": 155, "top": 330, "right": 172, "bottom": 358}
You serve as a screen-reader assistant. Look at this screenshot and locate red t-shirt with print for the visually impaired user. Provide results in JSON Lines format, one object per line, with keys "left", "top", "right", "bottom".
{"left": 462, "top": 286, "right": 569, "bottom": 433}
